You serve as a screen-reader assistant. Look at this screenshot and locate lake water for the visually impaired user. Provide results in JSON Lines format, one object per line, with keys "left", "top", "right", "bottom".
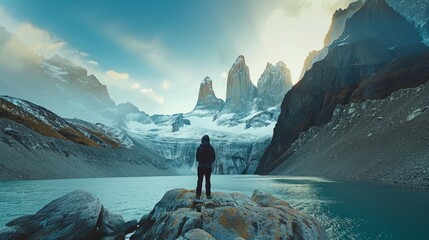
{"left": 1, "top": 175, "right": 428, "bottom": 240}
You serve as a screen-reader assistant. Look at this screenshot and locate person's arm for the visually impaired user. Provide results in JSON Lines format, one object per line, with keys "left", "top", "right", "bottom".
{"left": 196, "top": 147, "right": 200, "bottom": 162}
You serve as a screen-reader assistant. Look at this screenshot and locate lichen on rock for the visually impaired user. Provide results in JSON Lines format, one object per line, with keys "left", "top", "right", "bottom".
{"left": 131, "top": 188, "right": 327, "bottom": 240}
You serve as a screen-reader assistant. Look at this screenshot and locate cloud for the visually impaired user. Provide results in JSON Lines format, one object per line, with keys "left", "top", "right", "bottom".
{"left": 221, "top": 72, "right": 228, "bottom": 80}
{"left": 279, "top": 0, "right": 312, "bottom": 17}
{"left": 161, "top": 80, "right": 171, "bottom": 90}
{"left": 0, "top": 29, "right": 42, "bottom": 70}
{"left": 13, "top": 23, "right": 67, "bottom": 57}
{"left": 140, "top": 88, "right": 165, "bottom": 105}
{"left": 131, "top": 83, "right": 140, "bottom": 89}
{"left": 0, "top": 6, "right": 170, "bottom": 113}
{"left": 102, "top": 26, "right": 189, "bottom": 78}
{"left": 87, "top": 60, "right": 98, "bottom": 65}
{"left": 105, "top": 70, "right": 129, "bottom": 80}
{"left": 79, "top": 51, "right": 89, "bottom": 57}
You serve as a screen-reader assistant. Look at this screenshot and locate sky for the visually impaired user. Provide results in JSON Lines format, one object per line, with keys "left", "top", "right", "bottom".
{"left": 0, "top": 0, "right": 355, "bottom": 114}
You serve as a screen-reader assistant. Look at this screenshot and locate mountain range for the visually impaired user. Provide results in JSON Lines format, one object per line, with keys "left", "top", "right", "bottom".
{"left": 0, "top": 0, "right": 428, "bottom": 187}
{"left": 0, "top": 29, "right": 293, "bottom": 176}
{"left": 117, "top": 55, "right": 292, "bottom": 174}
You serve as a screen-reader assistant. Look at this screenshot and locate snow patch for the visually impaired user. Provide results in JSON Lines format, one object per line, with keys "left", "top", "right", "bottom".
{"left": 406, "top": 108, "right": 422, "bottom": 121}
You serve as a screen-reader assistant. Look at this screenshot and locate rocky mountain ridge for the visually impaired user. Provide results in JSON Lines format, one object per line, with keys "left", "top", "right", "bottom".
{"left": 0, "top": 95, "right": 128, "bottom": 148}
{"left": 0, "top": 95, "right": 186, "bottom": 179}
{"left": 258, "top": 0, "right": 429, "bottom": 174}
{"left": 300, "top": 0, "right": 429, "bottom": 82}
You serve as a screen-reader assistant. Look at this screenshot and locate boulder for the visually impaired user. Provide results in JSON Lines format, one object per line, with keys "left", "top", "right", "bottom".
{"left": 2, "top": 190, "right": 137, "bottom": 240}
{"left": 131, "top": 188, "right": 327, "bottom": 240}
{"left": 181, "top": 228, "right": 216, "bottom": 240}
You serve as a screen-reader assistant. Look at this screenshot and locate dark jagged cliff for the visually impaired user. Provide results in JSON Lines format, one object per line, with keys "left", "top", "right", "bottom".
{"left": 300, "top": 0, "right": 364, "bottom": 81}
{"left": 323, "top": 0, "right": 365, "bottom": 46}
{"left": 257, "top": 0, "right": 428, "bottom": 174}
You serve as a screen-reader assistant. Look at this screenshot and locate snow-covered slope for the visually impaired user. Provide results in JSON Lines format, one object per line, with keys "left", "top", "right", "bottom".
{"left": 122, "top": 108, "right": 274, "bottom": 174}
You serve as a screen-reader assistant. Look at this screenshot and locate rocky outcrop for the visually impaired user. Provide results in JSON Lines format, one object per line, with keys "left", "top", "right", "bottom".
{"left": 300, "top": 1, "right": 363, "bottom": 81}
{"left": 193, "top": 77, "right": 224, "bottom": 113}
{"left": 151, "top": 114, "right": 191, "bottom": 133}
{"left": 299, "top": 48, "right": 328, "bottom": 80}
{"left": 257, "top": 0, "right": 427, "bottom": 174}
{"left": 332, "top": 0, "right": 421, "bottom": 48}
{"left": 131, "top": 188, "right": 327, "bottom": 240}
{"left": 171, "top": 114, "right": 191, "bottom": 132}
{"left": 0, "top": 190, "right": 137, "bottom": 240}
{"left": 256, "top": 62, "right": 292, "bottom": 110}
{"left": 323, "top": 0, "right": 365, "bottom": 46}
{"left": 223, "top": 56, "right": 256, "bottom": 112}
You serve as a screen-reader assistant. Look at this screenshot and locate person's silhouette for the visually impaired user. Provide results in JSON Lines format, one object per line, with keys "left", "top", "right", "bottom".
{"left": 195, "top": 135, "right": 216, "bottom": 199}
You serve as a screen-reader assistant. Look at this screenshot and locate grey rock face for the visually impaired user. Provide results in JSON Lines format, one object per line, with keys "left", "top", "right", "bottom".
{"left": 1, "top": 190, "right": 137, "bottom": 240}
{"left": 181, "top": 228, "right": 216, "bottom": 240}
{"left": 224, "top": 55, "right": 256, "bottom": 112}
{"left": 131, "top": 188, "right": 327, "bottom": 240}
{"left": 333, "top": 0, "right": 422, "bottom": 48}
{"left": 323, "top": 0, "right": 365, "bottom": 46}
{"left": 299, "top": 48, "right": 329, "bottom": 80}
{"left": 194, "top": 77, "right": 224, "bottom": 113}
{"left": 256, "top": 61, "right": 292, "bottom": 110}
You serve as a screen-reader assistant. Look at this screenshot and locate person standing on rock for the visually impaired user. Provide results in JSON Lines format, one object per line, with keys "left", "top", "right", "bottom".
{"left": 195, "top": 135, "right": 216, "bottom": 199}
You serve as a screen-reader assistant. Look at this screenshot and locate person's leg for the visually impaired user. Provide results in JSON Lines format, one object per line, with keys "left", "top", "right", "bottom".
{"left": 205, "top": 168, "right": 212, "bottom": 197}
{"left": 196, "top": 167, "right": 203, "bottom": 197}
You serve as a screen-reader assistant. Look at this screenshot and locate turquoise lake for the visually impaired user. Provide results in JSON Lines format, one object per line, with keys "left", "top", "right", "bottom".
{"left": 1, "top": 175, "right": 428, "bottom": 240}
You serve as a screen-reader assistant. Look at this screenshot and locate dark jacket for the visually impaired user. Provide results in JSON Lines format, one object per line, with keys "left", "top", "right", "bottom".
{"left": 196, "top": 141, "right": 216, "bottom": 169}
